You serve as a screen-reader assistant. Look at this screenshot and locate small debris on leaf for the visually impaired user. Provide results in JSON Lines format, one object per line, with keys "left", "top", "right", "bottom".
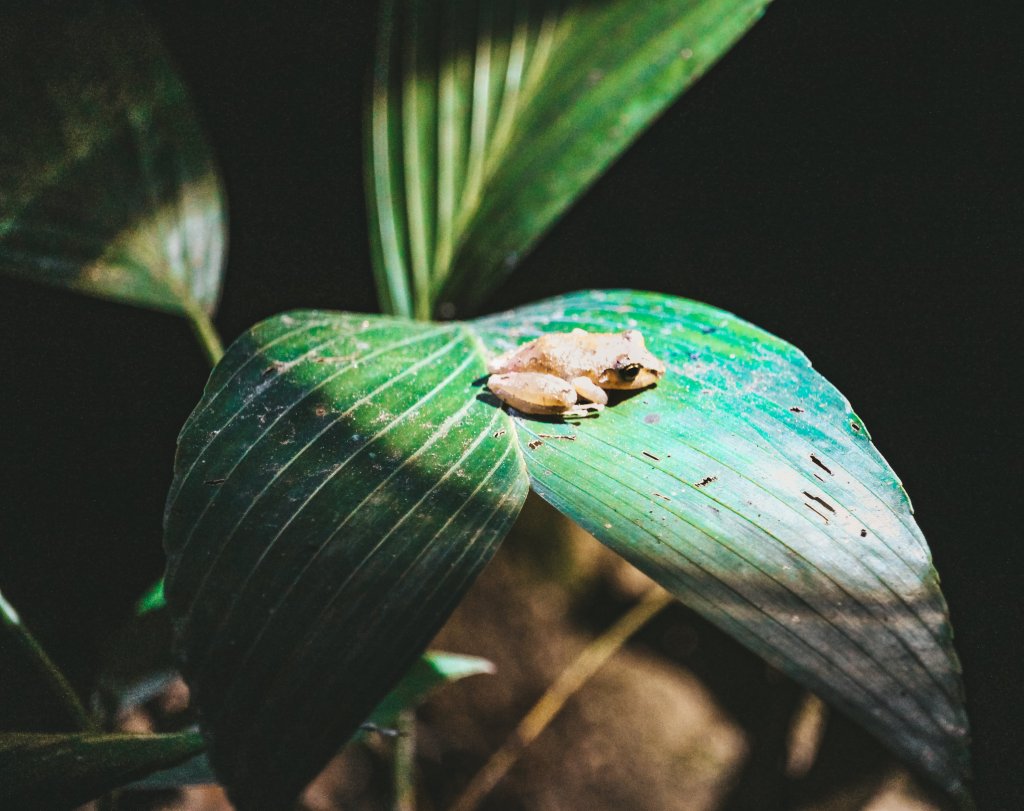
{"left": 642, "top": 450, "right": 660, "bottom": 461}
{"left": 695, "top": 476, "right": 717, "bottom": 488}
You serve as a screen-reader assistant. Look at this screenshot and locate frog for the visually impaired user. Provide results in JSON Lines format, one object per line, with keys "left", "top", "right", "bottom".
{"left": 486, "top": 328, "right": 666, "bottom": 416}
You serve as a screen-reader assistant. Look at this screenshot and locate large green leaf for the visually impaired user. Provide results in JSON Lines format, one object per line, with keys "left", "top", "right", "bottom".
{"left": 0, "top": 731, "right": 205, "bottom": 809}
{"left": 367, "top": 0, "right": 771, "bottom": 318}
{"left": 0, "top": 3, "right": 225, "bottom": 319}
{"left": 164, "top": 291, "right": 969, "bottom": 807}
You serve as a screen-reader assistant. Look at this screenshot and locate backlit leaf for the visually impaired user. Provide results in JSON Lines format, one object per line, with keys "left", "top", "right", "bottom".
{"left": 0, "top": 3, "right": 226, "bottom": 317}
{"left": 367, "top": 0, "right": 771, "bottom": 318}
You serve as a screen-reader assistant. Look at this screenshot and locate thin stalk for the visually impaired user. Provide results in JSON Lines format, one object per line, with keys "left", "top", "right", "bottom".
{"left": 0, "top": 587, "right": 96, "bottom": 732}
{"left": 185, "top": 305, "right": 224, "bottom": 366}
{"left": 448, "top": 587, "right": 674, "bottom": 811}
{"left": 393, "top": 709, "right": 417, "bottom": 811}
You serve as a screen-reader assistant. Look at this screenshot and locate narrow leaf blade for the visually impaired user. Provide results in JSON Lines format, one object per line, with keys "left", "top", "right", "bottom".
{"left": 473, "top": 290, "right": 970, "bottom": 802}
{"left": 0, "top": 731, "right": 204, "bottom": 809}
{"left": 163, "top": 312, "right": 528, "bottom": 807}
{"left": 0, "top": 3, "right": 226, "bottom": 316}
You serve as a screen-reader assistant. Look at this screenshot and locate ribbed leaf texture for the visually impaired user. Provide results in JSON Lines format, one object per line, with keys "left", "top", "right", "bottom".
{"left": 0, "top": 2, "right": 225, "bottom": 317}
{"left": 164, "top": 290, "right": 970, "bottom": 807}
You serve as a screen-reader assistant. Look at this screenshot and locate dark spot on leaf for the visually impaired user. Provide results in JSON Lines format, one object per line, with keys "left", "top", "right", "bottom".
{"left": 802, "top": 492, "right": 836, "bottom": 513}
{"left": 804, "top": 503, "right": 830, "bottom": 524}
{"left": 851, "top": 421, "right": 861, "bottom": 432}
{"left": 204, "top": 478, "right": 226, "bottom": 485}
{"left": 860, "top": 529, "right": 868, "bottom": 538}
{"left": 315, "top": 405, "right": 328, "bottom": 417}
{"left": 809, "top": 454, "right": 833, "bottom": 475}
{"left": 790, "top": 406, "right": 804, "bottom": 413}
{"left": 695, "top": 476, "right": 717, "bottom": 488}
{"left": 538, "top": 433, "right": 575, "bottom": 440}
{"left": 652, "top": 492, "right": 671, "bottom": 501}
{"left": 528, "top": 439, "right": 543, "bottom": 450}
{"left": 644, "top": 413, "right": 661, "bottom": 425}
{"left": 493, "top": 429, "right": 506, "bottom": 438}
{"left": 699, "top": 325, "right": 717, "bottom": 334}
{"left": 642, "top": 450, "right": 660, "bottom": 461}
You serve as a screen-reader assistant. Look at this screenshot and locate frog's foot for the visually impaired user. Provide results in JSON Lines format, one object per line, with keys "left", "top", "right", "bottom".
{"left": 563, "top": 403, "right": 604, "bottom": 418}
{"left": 570, "top": 376, "right": 609, "bottom": 406}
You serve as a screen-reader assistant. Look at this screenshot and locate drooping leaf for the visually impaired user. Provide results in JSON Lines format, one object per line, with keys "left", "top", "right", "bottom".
{"left": 164, "top": 291, "right": 968, "bottom": 807}
{"left": 367, "top": 0, "right": 771, "bottom": 318}
{"left": 364, "top": 650, "right": 495, "bottom": 733}
{"left": 0, "top": 3, "right": 226, "bottom": 319}
{"left": 0, "top": 731, "right": 205, "bottom": 809}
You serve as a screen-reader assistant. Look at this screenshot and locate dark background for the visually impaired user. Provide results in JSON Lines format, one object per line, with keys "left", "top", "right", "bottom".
{"left": 1, "top": 2, "right": 1020, "bottom": 808}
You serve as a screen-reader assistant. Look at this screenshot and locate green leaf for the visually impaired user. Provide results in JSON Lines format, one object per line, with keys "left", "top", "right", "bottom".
{"left": 367, "top": 0, "right": 770, "bottom": 318}
{"left": 0, "top": 3, "right": 226, "bottom": 318}
{"left": 0, "top": 731, "right": 205, "bottom": 809}
{"left": 135, "top": 578, "right": 167, "bottom": 616}
{"left": 364, "top": 650, "right": 495, "bottom": 732}
{"left": 164, "top": 291, "right": 968, "bottom": 807}
{"left": 163, "top": 311, "right": 528, "bottom": 808}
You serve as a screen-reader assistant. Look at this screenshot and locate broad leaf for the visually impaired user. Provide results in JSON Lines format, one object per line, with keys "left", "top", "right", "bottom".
{"left": 367, "top": 0, "right": 771, "bottom": 318}
{"left": 164, "top": 291, "right": 968, "bottom": 807}
{"left": 0, "top": 731, "right": 204, "bottom": 809}
{"left": 0, "top": 3, "right": 226, "bottom": 318}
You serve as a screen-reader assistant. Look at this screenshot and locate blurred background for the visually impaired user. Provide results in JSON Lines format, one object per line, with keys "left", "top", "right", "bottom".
{"left": 1, "top": 1, "right": 1020, "bottom": 808}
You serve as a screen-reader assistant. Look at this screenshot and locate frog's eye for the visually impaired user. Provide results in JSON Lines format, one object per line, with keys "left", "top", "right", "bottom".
{"left": 619, "top": 363, "right": 642, "bottom": 381}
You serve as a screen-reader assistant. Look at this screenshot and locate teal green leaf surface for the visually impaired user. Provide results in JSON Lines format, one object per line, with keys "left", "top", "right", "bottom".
{"left": 164, "top": 291, "right": 968, "bottom": 807}
{"left": 367, "top": 0, "right": 771, "bottom": 318}
{"left": 0, "top": 731, "right": 205, "bottom": 809}
{"left": 0, "top": 3, "right": 226, "bottom": 317}
{"left": 163, "top": 311, "right": 528, "bottom": 808}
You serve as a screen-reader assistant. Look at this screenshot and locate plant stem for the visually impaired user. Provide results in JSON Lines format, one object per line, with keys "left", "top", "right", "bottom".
{"left": 448, "top": 587, "right": 675, "bottom": 811}
{"left": 186, "top": 306, "right": 225, "bottom": 366}
{"left": 393, "top": 709, "right": 417, "bottom": 811}
{"left": 0, "top": 587, "right": 96, "bottom": 732}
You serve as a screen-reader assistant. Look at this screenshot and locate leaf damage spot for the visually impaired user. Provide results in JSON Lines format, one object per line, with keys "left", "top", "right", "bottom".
{"left": 528, "top": 439, "right": 543, "bottom": 450}
{"left": 642, "top": 450, "right": 661, "bottom": 461}
{"left": 804, "top": 503, "right": 830, "bottom": 524}
{"left": 851, "top": 421, "right": 862, "bottom": 432}
{"left": 204, "top": 477, "right": 226, "bottom": 485}
{"left": 802, "top": 491, "right": 836, "bottom": 513}
{"left": 790, "top": 406, "right": 804, "bottom": 413}
{"left": 809, "top": 454, "right": 833, "bottom": 475}
{"left": 643, "top": 413, "right": 661, "bottom": 425}
{"left": 652, "top": 492, "right": 671, "bottom": 501}
{"left": 538, "top": 433, "right": 576, "bottom": 441}
{"left": 860, "top": 528, "right": 868, "bottom": 538}
{"left": 695, "top": 476, "right": 717, "bottom": 488}
{"left": 314, "top": 405, "right": 328, "bottom": 417}
{"left": 493, "top": 429, "right": 506, "bottom": 438}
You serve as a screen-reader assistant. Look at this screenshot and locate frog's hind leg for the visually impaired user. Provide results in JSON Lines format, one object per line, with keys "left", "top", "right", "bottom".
{"left": 487, "top": 372, "right": 577, "bottom": 415}
{"left": 571, "top": 376, "right": 608, "bottom": 406}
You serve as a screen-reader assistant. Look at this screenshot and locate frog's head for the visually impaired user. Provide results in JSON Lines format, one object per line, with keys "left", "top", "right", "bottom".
{"left": 599, "top": 330, "right": 667, "bottom": 390}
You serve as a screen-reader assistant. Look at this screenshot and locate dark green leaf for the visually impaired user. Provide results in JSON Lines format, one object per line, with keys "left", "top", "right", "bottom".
{"left": 364, "top": 650, "right": 495, "bottom": 733}
{"left": 0, "top": 731, "right": 204, "bottom": 809}
{"left": 0, "top": 3, "right": 226, "bottom": 317}
{"left": 164, "top": 291, "right": 968, "bottom": 807}
{"left": 163, "top": 311, "right": 527, "bottom": 808}
{"left": 367, "top": 0, "right": 771, "bottom": 318}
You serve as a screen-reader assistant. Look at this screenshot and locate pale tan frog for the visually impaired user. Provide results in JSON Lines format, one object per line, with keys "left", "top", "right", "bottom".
{"left": 486, "top": 328, "right": 666, "bottom": 416}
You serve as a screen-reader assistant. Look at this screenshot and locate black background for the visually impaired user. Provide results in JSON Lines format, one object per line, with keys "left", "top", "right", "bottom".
{"left": 1, "top": 2, "right": 1020, "bottom": 807}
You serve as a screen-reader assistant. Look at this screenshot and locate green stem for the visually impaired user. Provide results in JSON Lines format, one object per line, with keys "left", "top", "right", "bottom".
{"left": 393, "top": 709, "right": 417, "bottom": 811}
{"left": 448, "top": 587, "right": 675, "bottom": 811}
{"left": 186, "top": 306, "right": 225, "bottom": 366}
{"left": 0, "top": 587, "right": 96, "bottom": 732}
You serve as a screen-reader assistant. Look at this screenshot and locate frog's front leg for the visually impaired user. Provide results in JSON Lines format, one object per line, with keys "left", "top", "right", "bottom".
{"left": 570, "top": 376, "right": 608, "bottom": 406}
{"left": 487, "top": 372, "right": 578, "bottom": 415}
